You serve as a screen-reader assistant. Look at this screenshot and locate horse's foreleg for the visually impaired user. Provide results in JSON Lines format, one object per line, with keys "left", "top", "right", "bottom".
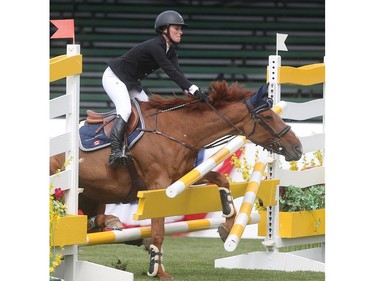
{"left": 148, "top": 217, "right": 173, "bottom": 280}
{"left": 79, "top": 197, "right": 123, "bottom": 232}
{"left": 203, "top": 171, "right": 237, "bottom": 242}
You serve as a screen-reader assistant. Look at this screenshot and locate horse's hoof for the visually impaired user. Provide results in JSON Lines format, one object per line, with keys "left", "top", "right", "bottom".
{"left": 104, "top": 217, "right": 123, "bottom": 230}
{"left": 218, "top": 223, "right": 229, "bottom": 242}
{"left": 159, "top": 274, "right": 174, "bottom": 281}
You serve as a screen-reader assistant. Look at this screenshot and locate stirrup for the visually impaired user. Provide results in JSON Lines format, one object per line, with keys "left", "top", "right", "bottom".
{"left": 120, "top": 145, "right": 133, "bottom": 166}
{"left": 109, "top": 149, "right": 127, "bottom": 168}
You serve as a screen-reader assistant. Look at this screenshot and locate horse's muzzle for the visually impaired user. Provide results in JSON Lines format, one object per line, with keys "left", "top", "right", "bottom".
{"left": 283, "top": 144, "right": 303, "bottom": 161}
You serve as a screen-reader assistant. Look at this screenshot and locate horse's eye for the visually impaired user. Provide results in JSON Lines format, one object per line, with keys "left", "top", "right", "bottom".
{"left": 263, "top": 115, "right": 273, "bottom": 121}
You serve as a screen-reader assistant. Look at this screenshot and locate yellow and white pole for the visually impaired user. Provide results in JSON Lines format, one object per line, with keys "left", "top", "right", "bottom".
{"left": 84, "top": 215, "right": 260, "bottom": 246}
{"left": 224, "top": 157, "right": 268, "bottom": 252}
{"left": 166, "top": 135, "right": 247, "bottom": 198}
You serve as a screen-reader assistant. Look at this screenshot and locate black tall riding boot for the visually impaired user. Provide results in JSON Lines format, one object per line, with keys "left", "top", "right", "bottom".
{"left": 108, "top": 115, "right": 129, "bottom": 168}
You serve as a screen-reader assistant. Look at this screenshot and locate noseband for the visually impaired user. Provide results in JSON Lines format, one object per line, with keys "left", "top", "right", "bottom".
{"left": 242, "top": 97, "right": 291, "bottom": 154}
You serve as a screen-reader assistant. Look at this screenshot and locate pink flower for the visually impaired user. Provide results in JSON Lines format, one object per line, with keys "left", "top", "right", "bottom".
{"left": 54, "top": 188, "right": 64, "bottom": 200}
{"left": 301, "top": 166, "right": 313, "bottom": 171}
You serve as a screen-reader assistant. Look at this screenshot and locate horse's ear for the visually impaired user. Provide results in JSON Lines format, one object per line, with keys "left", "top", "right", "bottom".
{"left": 250, "top": 84, "right": 269, "bottom": 105}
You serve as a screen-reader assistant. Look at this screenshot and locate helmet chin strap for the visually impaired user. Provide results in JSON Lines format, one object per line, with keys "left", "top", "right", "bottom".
{"left": 163, "top": 27, "right": 177, "bottom": 44}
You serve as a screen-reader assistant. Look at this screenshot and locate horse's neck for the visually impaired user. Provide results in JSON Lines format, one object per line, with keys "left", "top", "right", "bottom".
{"left": 180, "top": 103, "right": 249, "bottom": 148}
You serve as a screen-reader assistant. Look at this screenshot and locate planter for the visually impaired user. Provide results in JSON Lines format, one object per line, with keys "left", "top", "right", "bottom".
{"left": 50, "top": 215, "right": 87, "bottom": 246}
{"left": 258, "top": 208, "right": 325, "bottom": 238}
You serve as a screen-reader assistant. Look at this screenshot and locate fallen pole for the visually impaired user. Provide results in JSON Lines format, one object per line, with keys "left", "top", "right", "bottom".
{"left": 83, "top": 214, "right": 260, "bottom": 246}
{"left": 224, "top": 157, "right": 268, "bottom": 252}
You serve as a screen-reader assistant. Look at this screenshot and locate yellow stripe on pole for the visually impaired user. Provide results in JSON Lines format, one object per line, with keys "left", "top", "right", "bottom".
{"left": 139, "top": 227, "right": 152, "bottom": 238}
{"left": 246, "top": 182, "right": 260, "bottom": 193}
{"left": 231, "top": 224, "right": 245, "bottom": 236}
{"left": 86, "top": 231, "right": 117, "bottom": 245}
{"left": 187, "top": 219, "right": 211, "bottom": 231}
{"left": 239, "top": 202, "right": 252, "bottom": 215}
{"left": 179, "top": 170, "right": 202, "bottom": 186}
{"left": 210, "top": 147, "right": 232, "bottom": 163}
{"left": 253, "top": 160, "right": 266, "bottom": 173}
{"left": 272, "top": 101, "right": 287, "bottom": 115}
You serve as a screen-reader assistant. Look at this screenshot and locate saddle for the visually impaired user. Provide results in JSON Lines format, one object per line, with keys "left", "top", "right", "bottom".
{"left": 85, "top": 106, "right": 140, "bottom": 139}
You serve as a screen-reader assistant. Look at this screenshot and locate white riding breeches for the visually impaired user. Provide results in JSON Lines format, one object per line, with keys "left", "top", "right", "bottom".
{"left": 102, "top": 67, "right": 148, "bottom": 121}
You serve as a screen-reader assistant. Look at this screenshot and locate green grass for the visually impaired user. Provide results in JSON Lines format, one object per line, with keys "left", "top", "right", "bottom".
{"left": 78, "top": 236, "right": 325, "bottom": 281}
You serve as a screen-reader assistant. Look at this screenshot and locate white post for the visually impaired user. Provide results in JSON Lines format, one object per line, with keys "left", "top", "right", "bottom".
{"left": 65, "top": 44, "right": 80, "bottom": 215}
{"left": 268, "top": 55, "right": 281, "bottom": 104}
{"left": 63, "top": 44, "right": 80, "bottom": 281}
{"left": 264, "top": 55, "right": 282, "bottom": 251}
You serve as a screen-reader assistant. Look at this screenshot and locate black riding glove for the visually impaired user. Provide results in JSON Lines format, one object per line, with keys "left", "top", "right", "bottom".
{"left": 194, "top": 89, "right": 209, "bottom": 102}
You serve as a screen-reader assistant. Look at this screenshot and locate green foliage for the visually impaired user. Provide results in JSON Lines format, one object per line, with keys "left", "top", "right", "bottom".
{"left": 279, "top": 184, "right": 325, "bottom": 212}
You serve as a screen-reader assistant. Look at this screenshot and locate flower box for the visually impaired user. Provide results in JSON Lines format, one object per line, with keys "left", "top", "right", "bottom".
{"left": 258, "top": 208, "right": 325, "bottom": 238}
{"left": 50, "top": 215, "right": 87, "bottom": 246}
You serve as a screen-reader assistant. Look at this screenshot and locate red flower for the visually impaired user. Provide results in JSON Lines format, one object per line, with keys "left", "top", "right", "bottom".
{"left": 54, "top": 188, "right": 64, "bottom": 200}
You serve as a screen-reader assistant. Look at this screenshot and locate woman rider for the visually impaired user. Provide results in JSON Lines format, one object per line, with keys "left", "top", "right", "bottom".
{"left": 102, "top": 10, "right": 209, "bottom": 168}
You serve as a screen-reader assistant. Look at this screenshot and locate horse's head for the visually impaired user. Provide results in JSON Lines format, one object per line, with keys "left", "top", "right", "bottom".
{"left": 242, "top": 84, "right": 303, "bottom": 161}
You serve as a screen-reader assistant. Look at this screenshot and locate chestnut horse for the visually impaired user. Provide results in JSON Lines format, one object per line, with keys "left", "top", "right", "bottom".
{"left": 50, "top": 81, "right": 302, "bottom": 280}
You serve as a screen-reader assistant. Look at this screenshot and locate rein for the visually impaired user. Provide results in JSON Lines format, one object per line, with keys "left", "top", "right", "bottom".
{"left": 205, "top": 102, "right": 249, "bottom": 138}
{"left": 148, "top": 99, "right": 200, "bottom": 116}
{"left": 140, "top": 102, "right": 199, "bottom": 153}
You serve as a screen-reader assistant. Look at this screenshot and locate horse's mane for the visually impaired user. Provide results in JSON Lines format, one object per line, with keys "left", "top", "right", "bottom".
{"left": 144, "top": 80, "right": 255, "bottom": 111}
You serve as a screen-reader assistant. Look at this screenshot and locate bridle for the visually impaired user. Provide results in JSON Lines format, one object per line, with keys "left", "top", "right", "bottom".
{"left": 205, "top": 96, "right": 291, "bottom": 154}
{"left": 242, "top": 96, "right": 291, "bottom": 154}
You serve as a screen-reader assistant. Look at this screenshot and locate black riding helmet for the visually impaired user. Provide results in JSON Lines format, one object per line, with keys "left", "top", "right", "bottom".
{"left": 154, "top": 10, "right": 188, "bottom": 43}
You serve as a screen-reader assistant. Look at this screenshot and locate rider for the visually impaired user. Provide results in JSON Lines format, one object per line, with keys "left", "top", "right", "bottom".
{"left": 102, "top": 10, "right": 209, "bottom": 168}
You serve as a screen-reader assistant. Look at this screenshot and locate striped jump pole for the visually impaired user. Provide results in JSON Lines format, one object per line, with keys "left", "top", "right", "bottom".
{"left": 224, "top": 157, "right": 268, "bottom": 252}
{"left": 166, "top": 135, "right": 247, "bottom": 198}
{"left": 83, "top": 214, "right": 260, "bottom": 246}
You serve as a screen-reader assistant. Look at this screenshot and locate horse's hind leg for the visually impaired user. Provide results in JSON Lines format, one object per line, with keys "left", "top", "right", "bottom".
{"left": 203, "top": 171, "right": 237, "bottom": 242}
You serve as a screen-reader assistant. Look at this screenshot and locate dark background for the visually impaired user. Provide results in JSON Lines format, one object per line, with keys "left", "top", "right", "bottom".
{"left": 50, "top": 0, "right": 325, "bottom": 118}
